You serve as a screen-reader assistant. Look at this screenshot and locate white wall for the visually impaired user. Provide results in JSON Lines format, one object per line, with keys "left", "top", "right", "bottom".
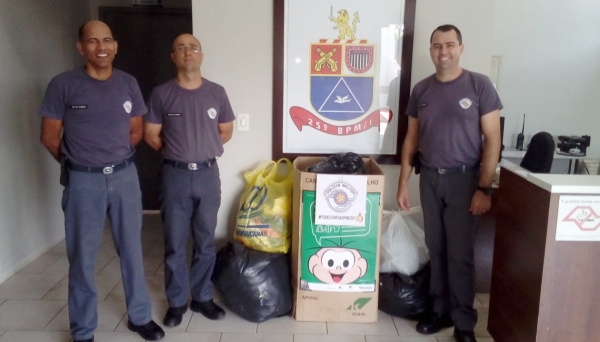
{"left": 493, "top": 0, "right": 600, "bottom": 157}
{"left": 191, "top": 0, "right": 496, "bottom": 240}
{"left": 0, "top": 0, "right": 88, "bottom": 283}
{"left": 380, "top": 0, "right": 497, "bottom": 210}
{"left": 192, "top": 0, "right": 274, "bottom": 240}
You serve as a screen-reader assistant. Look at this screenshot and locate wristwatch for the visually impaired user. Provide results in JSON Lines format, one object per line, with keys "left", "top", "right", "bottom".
{"left": 477, "top": 186, "right": 494, "bottom": 196}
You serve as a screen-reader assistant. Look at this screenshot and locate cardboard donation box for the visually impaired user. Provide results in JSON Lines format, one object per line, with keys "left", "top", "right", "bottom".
{"left": 291, "top": 157, "right": 384, "bottom": 322}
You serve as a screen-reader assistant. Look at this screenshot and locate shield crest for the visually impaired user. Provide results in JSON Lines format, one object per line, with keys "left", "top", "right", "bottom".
{"left": 345, "top": 45, "right": 374, "bottom": 74}
{"left": 309, "top": 42, "right": 374, "bottom": 121}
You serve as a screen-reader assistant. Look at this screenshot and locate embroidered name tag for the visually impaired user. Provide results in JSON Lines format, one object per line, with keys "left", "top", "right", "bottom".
{"left": 70, "top": 105, "right": 88, "bottom": 109}
{"left": 167, "top": 113, "right": 182, "bottom": 117}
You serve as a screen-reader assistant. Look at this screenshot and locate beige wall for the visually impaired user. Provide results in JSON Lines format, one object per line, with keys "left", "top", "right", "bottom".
{"left": 0, "top": 0, "right": 88, "bottom": 283}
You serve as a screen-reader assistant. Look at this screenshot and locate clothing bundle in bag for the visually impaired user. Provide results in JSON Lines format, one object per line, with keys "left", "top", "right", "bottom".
{"left": 378, "top": 264, "right": 432, "bottom": 320}
{"left": 235, "top": 158, "right": 293, "bottom": 253}
{"left": 212, "top": 242, "right": 292, "bottom": 323}
{"left": 380, "top": 209, "right": 429, "bottom": 275}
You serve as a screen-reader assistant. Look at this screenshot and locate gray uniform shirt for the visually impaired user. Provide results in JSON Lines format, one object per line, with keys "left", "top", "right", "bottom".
{"left": 406, "top": 69, "right": 503, "bottom": 168}
{"left": 40, "top": 68, "right": 146, "bottom": 167}
{"left": 145, "top": 78, "right": 235, "bottom": 162}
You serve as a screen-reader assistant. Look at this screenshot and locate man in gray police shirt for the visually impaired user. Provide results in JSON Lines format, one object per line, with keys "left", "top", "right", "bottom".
{"left": 39, "top": 21, "right": 164, "bottom": 342}
{"left": 397, "top": 25, "right": 502, "bottom": 342}
{"left": 144, "top": 34, "right": 235, "bottom": 327}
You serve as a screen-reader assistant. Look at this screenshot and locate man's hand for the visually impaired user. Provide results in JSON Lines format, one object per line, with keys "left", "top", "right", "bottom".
{"left": 144, "top": 122, "right": 163, "bottom": 152}
{"left": 397, "top": 185, "right": 411, "bottom": 210}
{"left": 470, "top": 190, "right": 491, "bottom": 215}
{"left": 40, "top": 117, "right": 63, "bottom": 162}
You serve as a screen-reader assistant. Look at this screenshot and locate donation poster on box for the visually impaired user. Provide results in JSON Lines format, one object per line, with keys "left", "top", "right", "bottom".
{"left": 300, "top": 191, "right": 379, "bottom": 292}
{"left": 315, "top": 174, "right": 368, "bottom": 227}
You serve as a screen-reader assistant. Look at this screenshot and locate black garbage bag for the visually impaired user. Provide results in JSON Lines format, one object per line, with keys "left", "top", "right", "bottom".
{"left": 306, "top": 152, "right": 365, "bottom": 174}
{"left": 378, "top": 264, "right": 432, "bottom": 320}
{"left": 212, "top": 241, "right": 292, "bottom": 323}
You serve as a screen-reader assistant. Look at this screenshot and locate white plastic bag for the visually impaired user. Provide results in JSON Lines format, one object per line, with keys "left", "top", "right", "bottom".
{"left": 380, "top": 207, "right": 429, "bottom": 275}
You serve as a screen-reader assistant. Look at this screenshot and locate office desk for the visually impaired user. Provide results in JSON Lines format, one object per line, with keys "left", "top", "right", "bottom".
{"left": 501, "top": 148, "right": 598, "bottom": 174}
{"left": 487, "top": 160, "right": 600, "bottom": 342}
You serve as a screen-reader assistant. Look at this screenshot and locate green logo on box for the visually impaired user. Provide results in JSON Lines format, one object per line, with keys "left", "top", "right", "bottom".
{"left": 346, "top": 297, "right": 372, "bottom": 310}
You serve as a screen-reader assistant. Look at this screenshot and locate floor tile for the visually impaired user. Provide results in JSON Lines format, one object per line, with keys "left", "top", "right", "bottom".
{"left": 97, "top": 241, "right": 119, "bottom": 257}
{"left": 437, "top": 336, "right": 494, "bottom": 342}
{"left": 46, "top": 241, "right": 67, "bottom": 256}
{"left": 474, "top": 307, "right": 491, "bottom": 338}
{"left": 45, "top": 300, "right": 127, "bottom": 332}
{"left": 94, "top": 254, "right": 116, "bottom": 274}
{"left": 392, "top": 316, "right": 453, "bottom": 337}
{"left": 366, "top": 337, "right": 437, "bottom": 342}
{"left": 0, "top": 274, "right": 63, "bottom": 299}
{"left": 221, "top": 333, "right": 292, "bottom": 342}
{"left": 42, "top": 274, "right": 121, "bottom": 301}
{"left": 256, "top": 315, "right": 326, "bottom": 334}
{"left": 0, "top": 331, "right": 71, "bottom": 342}
{"left": 154, "top": 262, "right": 165, "bottom": 276}
{"left": 0, "top": 299, "right": 66, "bottom": 331}
{"left": 476, "top": 294, "right": 490, "bottom": 307}
{"left": 186, "top": 306, "right": 257, "bottom": 333}
{"left": 93, "top": 331, "right": 144, "bottom": 341}
{"left": 473, "top": 295, "right": 485, "bottom": 309}
{"left": 294, "top": 334, "right": 366, "bottom": 342}
{"left": 17, "top": 254, "right": 62, "bottom": 274}
{"left": 106, "top": 275, "right": 166, "bottom": 301}
{"left": 327, "top": 312, "right": 398, "bottom": 336}
{"left": 42, "top": 256, "right": 69, "bottom": 276}
{"left": 97, "top": 256, "right": 122, "bottom": 278}
{"left": 143, "top": 256, "right": 164, "bottom": 276}
{"left": 160, "top": 332, "right": 222, "bottom": 342}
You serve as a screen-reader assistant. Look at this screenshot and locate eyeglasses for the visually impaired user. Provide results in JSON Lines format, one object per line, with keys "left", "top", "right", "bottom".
{"left": 175, "top": 45, "right": 201, "bottom": 53}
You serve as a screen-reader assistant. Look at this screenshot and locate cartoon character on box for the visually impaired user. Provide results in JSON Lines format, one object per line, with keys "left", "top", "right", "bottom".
{"left": 308, "top": 247, "right": 367, "bottom": 284}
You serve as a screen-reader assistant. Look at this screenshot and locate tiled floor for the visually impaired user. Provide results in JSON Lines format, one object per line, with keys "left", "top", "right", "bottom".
{"left": 0, "top": 215, "right": 495, "bottom": 342}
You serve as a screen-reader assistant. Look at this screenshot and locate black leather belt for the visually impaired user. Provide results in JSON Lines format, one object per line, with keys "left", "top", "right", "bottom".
{"left": 68, "top": 156, "right": 134, "bottom": 175}
{"left": 422, "top": 164, "right": 480, "bottom": 174}
{"left": 164, "top": 158, "right": 216, "bottom": 171}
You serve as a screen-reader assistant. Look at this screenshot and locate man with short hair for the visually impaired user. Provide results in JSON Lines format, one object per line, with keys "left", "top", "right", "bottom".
{"left": 144, "top": 33, "right": 235, "bottom": 327}
{"left": 397, "top": 24, "right": 502, "bottom": 342}
{"left": 39, "top": 20, "right": 165, "bottom": 342}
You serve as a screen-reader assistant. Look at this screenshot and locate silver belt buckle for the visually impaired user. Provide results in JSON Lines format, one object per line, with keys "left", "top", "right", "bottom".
{"left": 438, "top": 168, "right": 447, "bottom": 174}
{"left": 188, "top": 163, "right": 198, "bottom": 171}
{"left": 103, "top": 166, "right": 114, "bottom": 175}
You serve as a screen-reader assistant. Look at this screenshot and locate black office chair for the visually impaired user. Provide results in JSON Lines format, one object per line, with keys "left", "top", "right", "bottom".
{"left": 520, "top": 132, "right": 555, "bottom": 173}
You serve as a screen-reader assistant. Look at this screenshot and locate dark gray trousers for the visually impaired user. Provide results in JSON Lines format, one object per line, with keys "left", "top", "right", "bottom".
{"left": 63, "top": 163, "right": 151, "bottom": 340}
{"left": 161, "top": 163, "right": 221, "bottom": 308}
{"left": 419, "top": 168, "right": 479, "bottom": 331}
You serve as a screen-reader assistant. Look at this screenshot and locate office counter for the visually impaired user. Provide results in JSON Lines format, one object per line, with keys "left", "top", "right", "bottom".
{"left": 487, "top": 160, "right": 600, "bottom": 342}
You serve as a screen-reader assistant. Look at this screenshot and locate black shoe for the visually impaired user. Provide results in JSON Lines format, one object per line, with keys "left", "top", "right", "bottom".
{"left": 163, "top": 305, "right": 188, "bottom": 327}
{"left": 416, "top": 312, "right": 454, "bottom": 335}
{"left": 454, "top": 328, "right": 477, "bottom": 342}
{"left": 127, "top": 320, "right": 165, "bottom": 341}
{"left": 73, "top": 338, "right": 94, "bottom": 342}
{"left": 190, "top": 299, "right": 226, "bottom": 320}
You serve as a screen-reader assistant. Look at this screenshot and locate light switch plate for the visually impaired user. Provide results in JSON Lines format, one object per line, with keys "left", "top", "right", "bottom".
{"left": 237, "top": 113, "right": 249, "bottom": 131}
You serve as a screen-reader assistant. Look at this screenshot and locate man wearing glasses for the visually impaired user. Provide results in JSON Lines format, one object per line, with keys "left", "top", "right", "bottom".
{"left": 39, "top": 21, "right": 165, "bottom": 342}
{"left": 144, "top": 34, "right": 235, "bottom": 327}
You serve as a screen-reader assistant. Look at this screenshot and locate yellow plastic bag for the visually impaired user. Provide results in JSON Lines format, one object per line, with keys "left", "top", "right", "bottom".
{"left": 234, "top": 158, "right": 293, "bottom": 253}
